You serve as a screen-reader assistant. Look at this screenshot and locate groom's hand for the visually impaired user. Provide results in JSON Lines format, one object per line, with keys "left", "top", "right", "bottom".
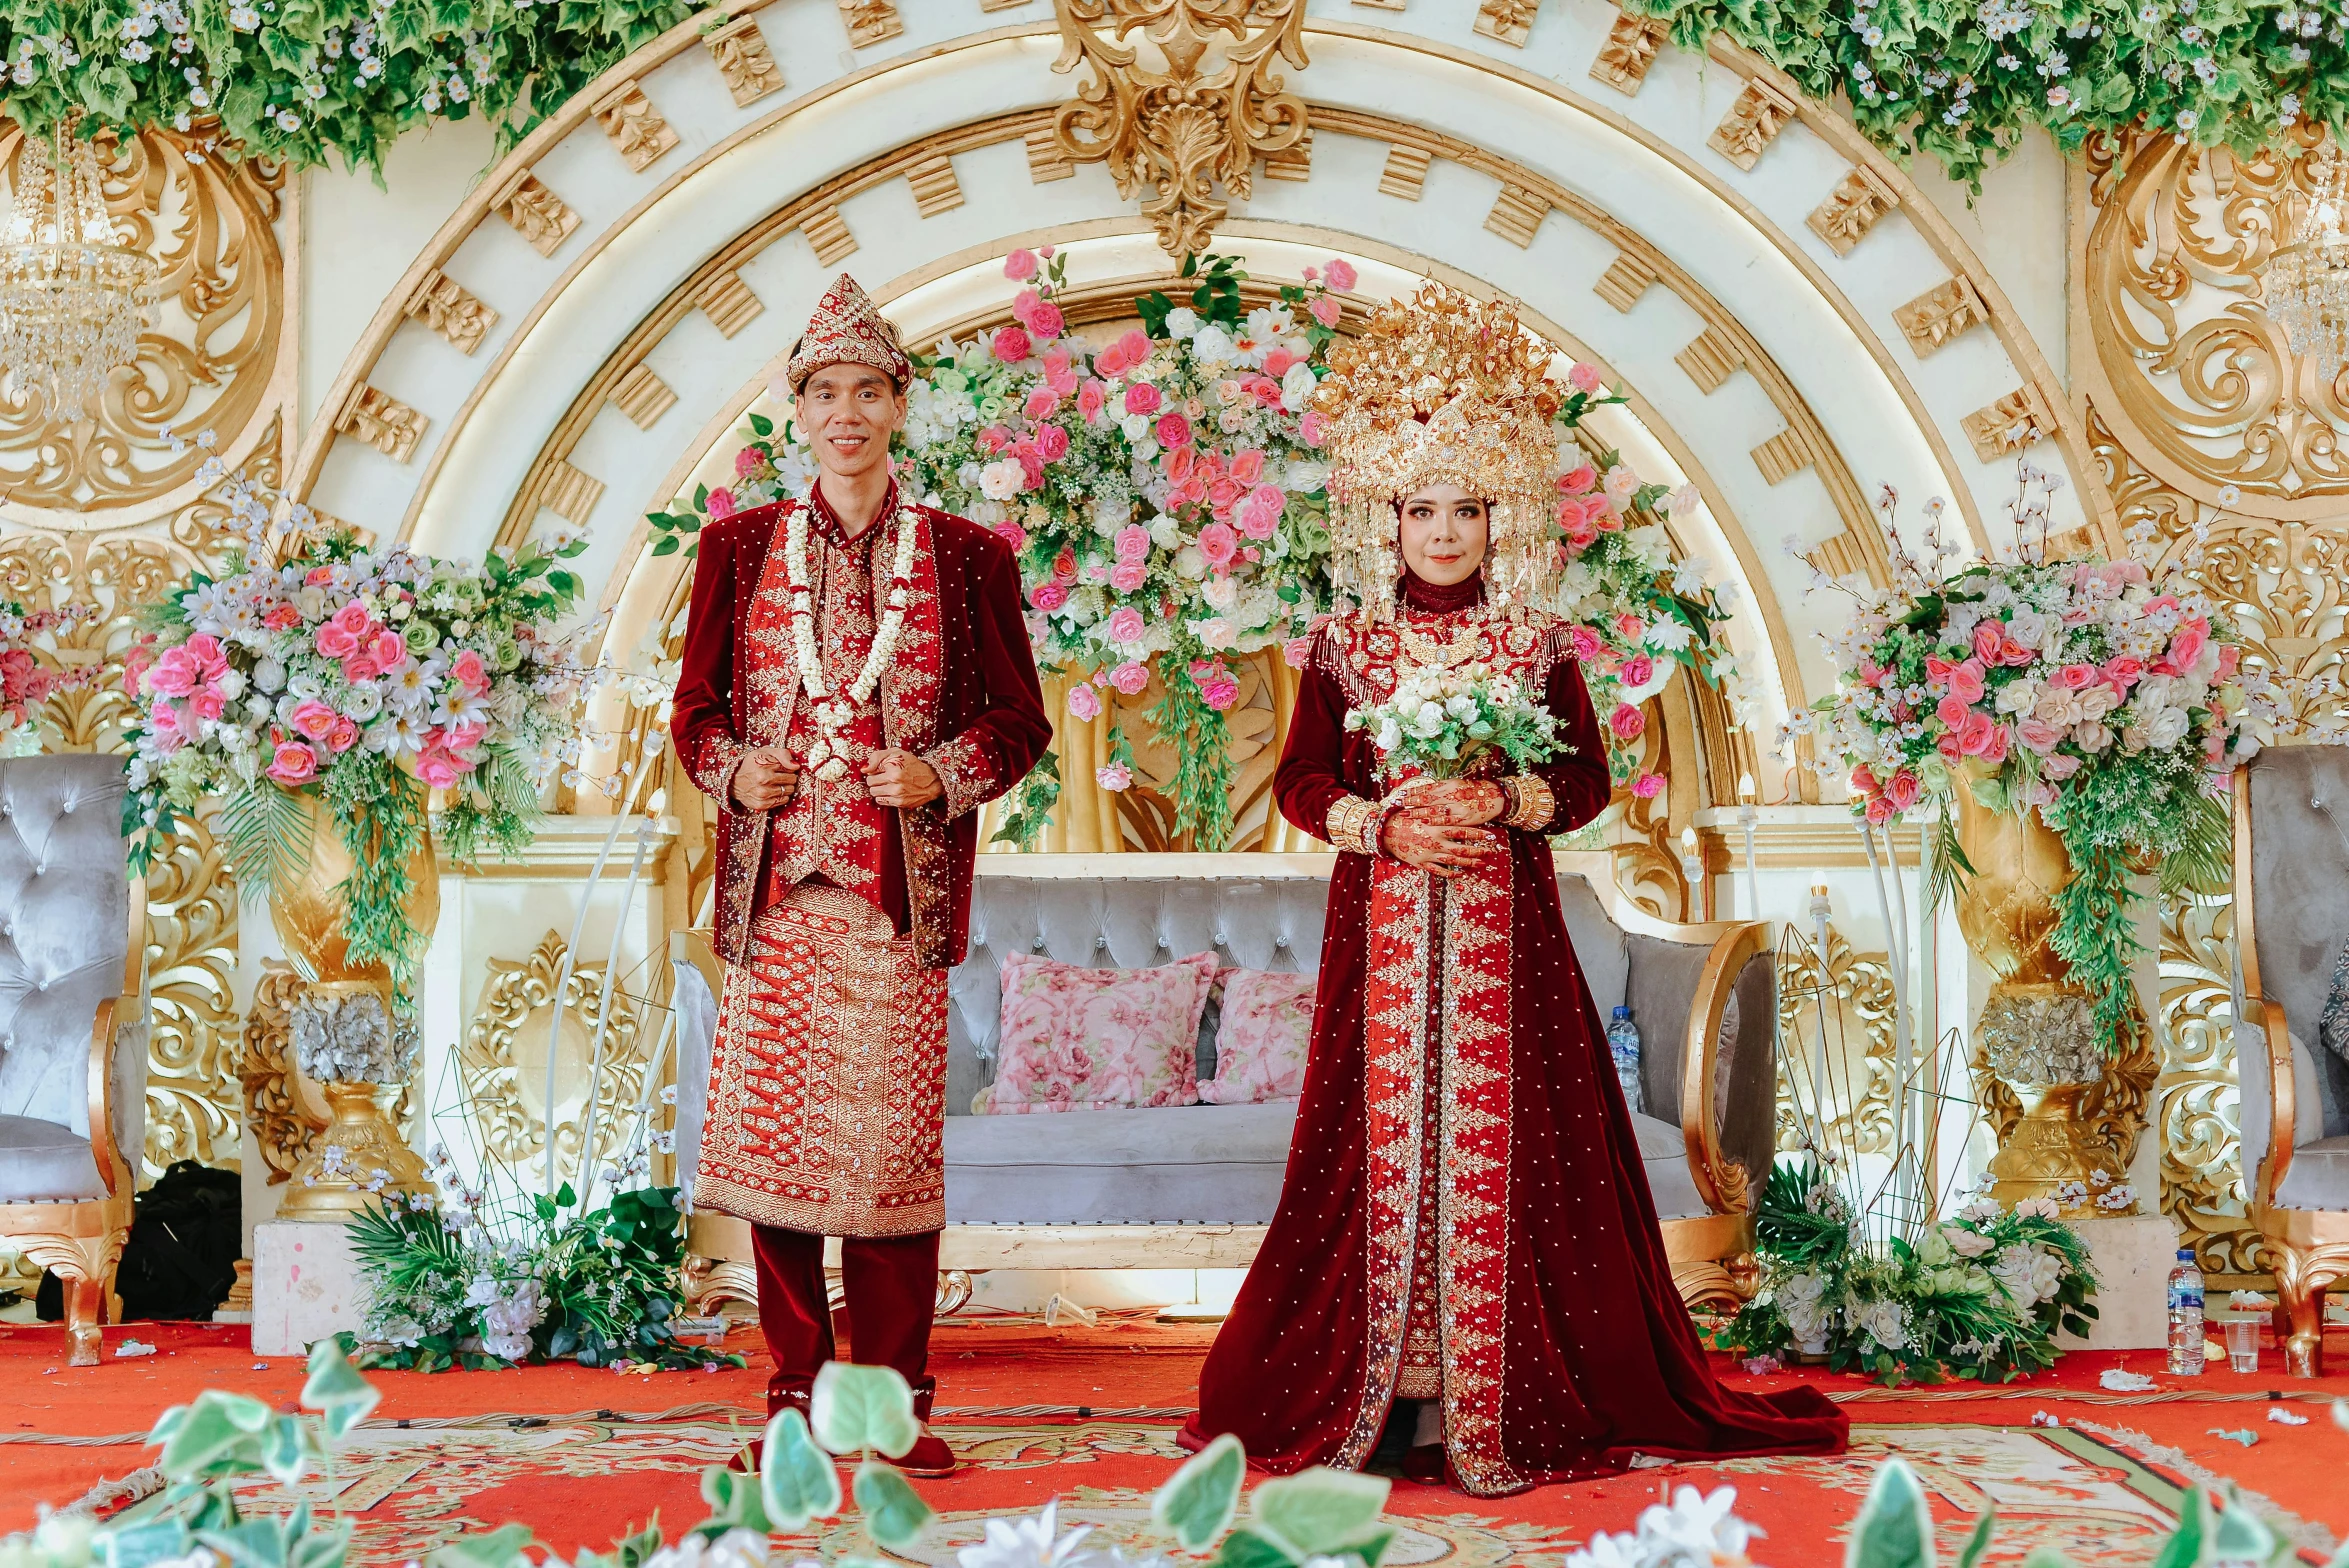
{"left": 731, "top": 748, "right": 799, "bottom": 811}
{"left": 864, "top": 748, "right": 942, "bottom": 809}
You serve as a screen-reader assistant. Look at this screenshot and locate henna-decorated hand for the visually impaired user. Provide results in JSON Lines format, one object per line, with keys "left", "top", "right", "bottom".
{"left": 1396, "top": 779, "right": 1506, "bottom": 827}
{"left": 1382, "top": 814, "right": 1504, "bottom": 878}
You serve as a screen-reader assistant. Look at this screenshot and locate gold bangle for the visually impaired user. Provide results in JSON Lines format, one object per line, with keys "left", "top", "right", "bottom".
{"left": 1501, "top": 774, "right": 1555, "bottom": 831}
{"left": 1325, "top": 793, "right": 1381, "bottom": 855}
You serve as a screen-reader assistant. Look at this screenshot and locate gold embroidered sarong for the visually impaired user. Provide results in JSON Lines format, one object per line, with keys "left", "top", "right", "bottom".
{"left": 695, "top": 883, "right": 948, "bottom": 1236}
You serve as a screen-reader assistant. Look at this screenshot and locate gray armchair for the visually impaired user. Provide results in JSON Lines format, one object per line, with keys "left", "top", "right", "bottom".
{"left": 2235, "top": 750, "right": 2349, "bottom": 1376}
{"left": 0, "top": 756, "right": 147, "bottom": 1366}
{"left": 675, "top": 853, "right": 1776, "bottom": 1313}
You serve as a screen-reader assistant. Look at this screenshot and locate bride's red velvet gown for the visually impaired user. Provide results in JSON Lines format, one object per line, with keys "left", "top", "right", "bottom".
{"left": 1180, "top": 570, "right": 1847, "bottom": 1496}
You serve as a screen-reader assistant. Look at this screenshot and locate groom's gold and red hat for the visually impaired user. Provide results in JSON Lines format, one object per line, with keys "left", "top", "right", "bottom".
{"left": 785, "top": 271, "right": 912, "bottom": 390}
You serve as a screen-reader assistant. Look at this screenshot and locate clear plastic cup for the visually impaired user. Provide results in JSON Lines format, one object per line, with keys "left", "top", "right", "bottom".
{"left": 2222, "top": 1316, "right": 2260, "bottom": 1374}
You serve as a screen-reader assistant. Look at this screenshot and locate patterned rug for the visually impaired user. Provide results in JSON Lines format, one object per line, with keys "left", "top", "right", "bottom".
{"left": 201, "top": 1417, "right": 2247, "bottom": 1568}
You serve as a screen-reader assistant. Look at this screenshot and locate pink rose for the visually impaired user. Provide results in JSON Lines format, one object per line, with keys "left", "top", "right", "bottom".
{"left": 1114, "top": 524, "right": 1152, "bottom": 563}
{"left": 2216, "top": 645, "right": 2239, "bottom": 680}
{"left": 450, "top": 650, "right": 489, "bottom": 694}
{"left": 2102, "top": 656, "right": 2144, "bottom": 690}
{"left": 1620, "top": 653, "right": 1654, "bottom": 688}
{"left": 1034, "top": 423, "right": 1071, "bottom": 463}
{"left": 1077, "top": 379, "right": 1108, "bottom": 424}
{"left": 370, "top": 630, "right": 408, "bottom": 668}
{"left": 2169, "top": 618, "right": 2210, "bottom": 671}
{"left": 1568, "top": 362, "right": 1604, "bottom": 394}
{"left": 1106, "top": 607, "right": 1147, "bottom": 643}
{"left": 1979, "top": 723, "right": 2011, "bottom": 765}
{"left": 327, "top": 716, "right": 360, "bottom": 754}
{"left": 1631, "top": 771, "right": 1664, "bottom": 800}
{"left": 1956, "top": 710, "right": 1997, "bottom": 756}
{"left": 146, "top": 700, "right": 185, "bottom": 754}
{"left": 183, "top": 635, "right": 227, "bottom": 681}
{"left": 1865, "top": 794, "right": 1895, "bottom": 825}
{"left": 1558, "top": 464, "right": 1598, "bottom": 495}
{"left": 1003, "top": 248, "right": 1039, "bottom": 282}
{"left": 1885, "top": 769, "right": 1922, "bottom": 811}
{"left": 706, "top": 487, "right": 738, "bottom": 521}
{"left": 1012, "top": 288, "right": 1048, "bottom": 331}
{"left": 2056, "top": 663, "right": 2098, "bottom": 691}
{"left": 1155, "top": 413, "right": 1193, "bottom": 448}
{"left": 1973, "top": 622, "right": 2004, "bottom": 665}
{"left": 1030, "top": 581, "right": 1070, "bottom": 612}
{"left": 1850, "top": 764, "right": 1879, "bottom": 795}
{"left": 1024, "top": 388, "right": 1061, "bottom": 422}
{"left": 1947, "top": 659, "right": 1986, "bottom": 703}
{"left": 1322, "top": 258, "right": 1357, "bottom": 291}
{"left": 1052, "top": 546, "right": 1078, "bottom": 582}
{"left": 289, "top": 700, "right": 339, "bottom": 744}
{"left": 313, "top": 621, "right": 359, "bottom": 660}
{"left": 735, "top": 445, "right": 766, "bottom": 478}
{"left": 1107, "top": 660, "right": 1151, "bottom": 696}
{"left": 342, "top": 654, "right": 382, "bottom": 686}
{"left": 1263, "top": 347, "right": 1297, "bottom": 378}
{"left": 2044, "top": 752, "right": 2083, "bottom": 781}
{"left": 1195, "top": 666, "right": 1240, "bottom": 711}
{"left": 991, "top": 325, "right": 1033, "bottom": 364}
{"left": 1564, "top": 625, "right": 1601, "bottom": 661}
{"left": 2016, "top": 718, "right": 2064, "bottom": 754}
{"left": 1124, "top": 381, "right": 1162, "bottom": 416}
{"left": 1298, "top": 409, "right": 1326, "bottom": 446}
{"left": 1309, "top": 295, "right": 1342, "bottom": 329}
{"left": 415, "top": 746, "right": 467, "bottom": 790}
{"left": 145, "top": 647, "right": 198, "bottom": 699}
{"left": 1043, "top": 351, "right": 1079, "bottom": 395}
{"left": 1096, "top": 762, "right": 1133, "bottom": 791}
{"left": 1283, "top": 636, "right": 1314, "bottom": 669}
{"left": 1197, "top": 523, "right": 1239, "bottom": 568}
{"left": 1110, "top": 561, "right": 1146, "bottom": 594}
{"left": 263, "top": 603, "right": 302, "bottom": 631}
{"left": 1028, "top": 301, "right": 1065, "bottom": 340}
{"left": 189, "top": 687, "right": 226, "bottom": 723}
{"left": 1609, "top": 703, "right": 1646, "bottom": 741}
{"left": 265, "top": 739, "right": 318, "bottom": 786}
{"left": 1936, "top": 694, "right": 1971, "bottom": 729}
{"left": 1226, "top": 449, "right": 1263, "bottom": 484}
{"left": 1095, "top": 329, "right": 1152, "bottom": 377}
{"left": 993, "top": 521, "right": 1029, "bottom": 552}
{"left": 1068, "top": 683, "right": 1103, "bottom": 721}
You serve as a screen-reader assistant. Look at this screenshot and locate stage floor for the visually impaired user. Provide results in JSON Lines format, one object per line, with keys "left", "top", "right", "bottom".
{"left": 3, "top": 1316, "right": 2343, "bottom": 1564}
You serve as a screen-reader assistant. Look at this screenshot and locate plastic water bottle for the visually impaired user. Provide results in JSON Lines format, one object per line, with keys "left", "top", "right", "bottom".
{"left": 1607, "top": 1006, "right": 1644, "bottom": 1116}
{"left": 2166, "top": 1247, "right": 2206, "bottom": 1377}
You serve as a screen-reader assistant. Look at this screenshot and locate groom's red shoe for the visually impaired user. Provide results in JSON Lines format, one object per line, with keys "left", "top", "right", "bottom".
{"left": 897, "top": 1425, "right": 958, "bottom": 1478}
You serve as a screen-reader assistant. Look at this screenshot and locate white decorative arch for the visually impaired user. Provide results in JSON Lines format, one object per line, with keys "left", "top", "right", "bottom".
{"left": 292, "top": 0, "right": 2100, "bottom": 805}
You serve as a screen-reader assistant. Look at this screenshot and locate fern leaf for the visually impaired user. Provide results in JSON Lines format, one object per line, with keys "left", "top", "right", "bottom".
{"left": 218, "top": 784, "right": 317, "bottom": 902}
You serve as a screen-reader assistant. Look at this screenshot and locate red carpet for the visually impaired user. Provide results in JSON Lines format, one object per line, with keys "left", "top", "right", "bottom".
{"left": 3, "top": 1316, "right": 2343, "bottom": 1565}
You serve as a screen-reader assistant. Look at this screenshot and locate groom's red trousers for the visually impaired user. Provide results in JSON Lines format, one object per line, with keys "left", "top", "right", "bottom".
{"left": 750, "top": 1223, "right": 940, "bottom": 1419}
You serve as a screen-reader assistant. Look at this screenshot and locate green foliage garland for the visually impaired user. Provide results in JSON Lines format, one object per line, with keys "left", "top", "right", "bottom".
{"left": 1629, "top": 0, "right": 2342, "bottom": 189}
{"left": 0, "top": 0, "right": 691, "bottom": 172}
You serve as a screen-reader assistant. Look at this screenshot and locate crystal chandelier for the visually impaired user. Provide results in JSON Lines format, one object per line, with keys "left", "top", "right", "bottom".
{"left": 2268, "top": 137, "right": 2349, "bottom": 384}
{"left": 0, "top": 121, "right": 159, "bottom": 413}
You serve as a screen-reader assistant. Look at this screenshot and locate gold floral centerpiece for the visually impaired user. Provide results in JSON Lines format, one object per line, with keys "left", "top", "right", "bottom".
{"left": 122, "top": 440, "right": 595, "bottom": 1213}
{"left": 1798, "top": 467, "right": 2268, "bottom": 1215}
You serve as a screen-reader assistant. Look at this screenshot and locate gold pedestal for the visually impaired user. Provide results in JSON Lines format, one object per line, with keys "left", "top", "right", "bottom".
{"left": 1955, "top": 775, "right": 2140, "bottom": 1211}
{"left": 279, "top": 1080, "right": 431, "bottom": 1217}
{"left": 269, "top": 791, "right": 441, "bottom": 1219}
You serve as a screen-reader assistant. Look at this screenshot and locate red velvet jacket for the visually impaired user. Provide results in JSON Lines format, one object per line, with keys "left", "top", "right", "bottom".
{"left": 670, "top": 497, "right": 1050, "bottom": 970}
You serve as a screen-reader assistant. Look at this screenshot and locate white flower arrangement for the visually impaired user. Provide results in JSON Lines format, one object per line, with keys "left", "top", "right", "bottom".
{"left": 1343, "top": 664, "right": 1566, "bottom": 782}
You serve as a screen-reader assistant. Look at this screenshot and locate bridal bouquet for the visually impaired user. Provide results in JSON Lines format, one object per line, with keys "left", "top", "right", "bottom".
{"left": 1346, "top": 664, "right": 1566, "bottom": 782}
{"left": 123, "top": 440, "right": 596, "bottom": 987}
{"left": 1794, "top": 464, "right": 2268, "bottom": 1043}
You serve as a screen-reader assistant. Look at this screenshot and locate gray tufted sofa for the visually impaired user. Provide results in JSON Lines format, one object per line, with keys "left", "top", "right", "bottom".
{"left": 0, "top": 755, "right": 148, "bottom": 1365}
{"left": 675, "top": 852, "right": 1775, "bottom": 1309}
{"left": 2235, "top": 750, "right": 2349, "bottom": 1376}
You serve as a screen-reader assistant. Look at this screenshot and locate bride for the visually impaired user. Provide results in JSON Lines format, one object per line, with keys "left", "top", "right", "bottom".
{"left": 1179, "top": 283, "right": 1846, "bottom": 1496}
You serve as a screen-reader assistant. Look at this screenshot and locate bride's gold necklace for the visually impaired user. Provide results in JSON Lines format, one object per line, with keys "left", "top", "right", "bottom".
{"left": 1393, "top": 603, "right": 1489, "bottom": 675}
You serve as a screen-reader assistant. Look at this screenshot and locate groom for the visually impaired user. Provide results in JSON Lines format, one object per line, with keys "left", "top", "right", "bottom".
{"left": 672, "top": 273, "right": 1049, "bottom": 1474}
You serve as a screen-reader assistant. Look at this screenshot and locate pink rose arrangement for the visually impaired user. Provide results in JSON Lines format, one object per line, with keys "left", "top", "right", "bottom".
{"left": 1800, "top": 468, "right": 2269, "bottom": 1045}
{"left": 0, "top": 602, "right": 92, "bottom": 751}
{"left": 126, "top": 450, "right": 596, "bottom": 997}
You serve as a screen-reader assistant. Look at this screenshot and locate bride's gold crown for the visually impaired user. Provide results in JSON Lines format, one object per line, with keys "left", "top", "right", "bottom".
{"left": 1315, "top": 281, "right": 1567, "bottom": 618}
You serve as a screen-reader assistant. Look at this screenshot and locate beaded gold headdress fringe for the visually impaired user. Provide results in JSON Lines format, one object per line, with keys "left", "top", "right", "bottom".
{"left": 1314, "top": 281, "right": 1566, "bottom": 618}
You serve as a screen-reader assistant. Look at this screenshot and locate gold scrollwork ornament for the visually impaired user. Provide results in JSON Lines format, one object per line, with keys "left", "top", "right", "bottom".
{"left": 458, "top": 930, "right": 646, "bottom": 1176}
{"left": 1050, "top": 0, "right": 1310, "bottom": 259}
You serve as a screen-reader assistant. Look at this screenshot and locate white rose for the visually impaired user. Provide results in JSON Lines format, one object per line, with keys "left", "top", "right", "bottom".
{"left": 1201, "top": 575, "right": 1239, "bottom": 611}
{"left": 1174, "top": 545, "right": 1207, "bottom": 580}
{"left": 1120, "top": 412, "right": 1152, "bottom": 441}
{"left": 1164, "top": 306, "right": 1201, "bottom": 338}
{"left": 1194, "top": 617, "right": 1234, "bottom": 650}
{"left": 1280, "top": 360, "right": 1317, "bottom": 412}
{"left": 2143, "top": 705, "right": 2190, "bottom": 749}
{"left": 1191, "top": 324, "right": 1238, "bottom": 365}
{"left": 1410, "top": 702, "right": 1447, "bottom": 739}
{"left": 978, "top": 459, "right": 1024, "bottom": 502}
{"left": 1374, "top": 716, "right": 1403, "bottom": 752}
{"left": 1943, "top": 1226, "right": 1995, "bottom": 1258}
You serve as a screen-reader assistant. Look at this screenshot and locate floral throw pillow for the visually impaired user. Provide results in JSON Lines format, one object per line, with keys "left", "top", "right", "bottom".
{"left": 1199, "top": 967, "right": 1317, "bottom": 1105}
{"left": 987, "top": 951, "right": 1218, "bottom": 1113}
